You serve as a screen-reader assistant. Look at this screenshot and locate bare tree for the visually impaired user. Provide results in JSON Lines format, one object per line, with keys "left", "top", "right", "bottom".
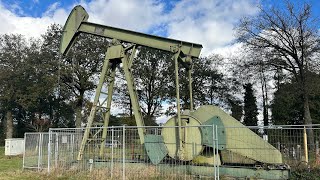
{"left": 237, "top": 1, "right": 320, "bottom": 146}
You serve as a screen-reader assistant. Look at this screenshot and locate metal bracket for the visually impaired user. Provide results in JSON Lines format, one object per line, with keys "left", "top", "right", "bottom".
{"left": 170, "top": 44, "right": 182, "bottom": 54}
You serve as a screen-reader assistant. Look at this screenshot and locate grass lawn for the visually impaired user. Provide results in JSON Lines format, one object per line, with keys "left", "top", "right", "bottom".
{"left": 0, "top": 146, "right": 46, "bottom": 180}
{"left": 0, "top": 147, "right": 84, "bottom": 180}
{"left": 0, "top": 147, "right": 22, "bottom": 172}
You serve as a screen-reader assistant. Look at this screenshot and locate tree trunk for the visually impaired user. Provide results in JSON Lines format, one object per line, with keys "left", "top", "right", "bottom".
{"left": 75, "top": 91, "right": 84, "bottom": 128}
{"left": 303, "top": 91, "right": 315, "bottom": 149}
{"left": 0, "top": 116, "right": 4, "bottom": 144}
{"left": 300, "top": 69, "right": 315, "bottom": 150}
{"left": 6, "top": 110, "right": 13, "bottom": 139}
{"left": 75, "top": 106, "right": 82, "bottom": 128}
{"left": 262, "top": 83, "right": 268, "bottom": 125}
{"left": 261, "top": 73, "right": 269, "bottom": 135}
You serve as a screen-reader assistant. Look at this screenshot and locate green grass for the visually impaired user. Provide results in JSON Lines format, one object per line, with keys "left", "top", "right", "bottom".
{"left": 0, "top": 147, "right": 44, "bottom": 180}
{"left": 0, "top": 147, "right": 22, "bottom": 172}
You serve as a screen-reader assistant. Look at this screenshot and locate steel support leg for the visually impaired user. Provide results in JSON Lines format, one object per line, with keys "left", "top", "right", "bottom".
{"left": 121, "top": 53, "right": 145, "bottom": 143}
{"left": 77, "top": 53, "right": 111, "bottom": 160}
{"left": 99, "top": 63, "right": 117, "bottom": 156}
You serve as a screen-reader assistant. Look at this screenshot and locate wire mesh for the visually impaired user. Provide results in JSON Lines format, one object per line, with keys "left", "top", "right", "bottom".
{"left": 47, "top": 125, "right": 219, "bottom": 179}
{"left": 221, "top": 125, "right": 320, "bottom": 170}
{"left": 23, "top": 124, "right": 320, "bottom": 179}
{"left": 23, "top": 132, "right": 50, "bottom": 170}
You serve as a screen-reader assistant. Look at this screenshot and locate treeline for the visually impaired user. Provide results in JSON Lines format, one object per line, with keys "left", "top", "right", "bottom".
{"left": 0, "top": 24, "right": 237, "bottom": 143}
{"left": 0, "top": 1, "right": 320, "bottom": 145}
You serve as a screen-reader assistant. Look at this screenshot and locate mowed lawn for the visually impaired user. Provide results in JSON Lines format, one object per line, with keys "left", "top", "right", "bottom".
{"left": 0, "top": 147, "right": 82, "bottom": 180}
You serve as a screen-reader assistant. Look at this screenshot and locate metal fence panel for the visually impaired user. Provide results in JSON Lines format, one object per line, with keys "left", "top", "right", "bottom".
{"left": 24, "top": 125, "right": 320, "bottom": 179}
{"left": 47, "top": 125, "right": 219, "bottom": 179}
{"left": 23, "top": 132, "right": 50, "bottom": 170}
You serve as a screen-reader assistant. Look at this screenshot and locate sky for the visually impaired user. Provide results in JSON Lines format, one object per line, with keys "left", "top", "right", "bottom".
{"left": 0, "top": 0, "right": 319, "bottom": 56}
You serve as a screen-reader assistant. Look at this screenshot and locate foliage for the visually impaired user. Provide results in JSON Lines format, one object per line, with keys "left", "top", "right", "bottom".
{"left": 272, "top": 82, "right": 303, "bottom": 125}
{"left": 237, "top": 1, "right": 320, "bottom": 127}
{"left": 228, "top": 98, "right": 243, "bottom": 121}
{"left": 290, "top": 167, "right": 320, "bottom": 180}
{"left": 0, "top": 34, "right": 29, "bottom": 138}
{"left": 272, "top": 72, "right": 320, "bottom": 125}
{"left": 133, "top": 47, "right": 172, "bottom": 125}
{"left": 243, "top": 83, "right": 258, "bottom": 126}
{"left": 43, "top": 24, "right": 109, "bottom": 128}
{"left": 166, "top": 56, "right": 228, "bottom": 111}
{"left": 193, "top": 57, "right": 228, "bottom": 107}
{"left": 0, "top": 24, "right": 107, "bottom": 138}
{"left": 113, "top": 46, "right": 172, "bottom": 125}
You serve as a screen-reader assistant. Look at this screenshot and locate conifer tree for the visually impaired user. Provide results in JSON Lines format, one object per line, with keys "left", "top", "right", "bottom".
{"left": 243, "top": 83, "right": 258, "bottom": 126}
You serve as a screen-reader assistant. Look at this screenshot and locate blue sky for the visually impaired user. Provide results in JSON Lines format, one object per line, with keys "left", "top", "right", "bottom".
{"left": 1, "top": 0, "right": 69, "bottom": 17}
{"left": 2, "top": 0, "right": 174, "bottom": 17}
{"left": 0, "top": 0, "right": 319, "bottom": 56}
{"left": 2, "top": 0, "right": 319, "bottom": 18}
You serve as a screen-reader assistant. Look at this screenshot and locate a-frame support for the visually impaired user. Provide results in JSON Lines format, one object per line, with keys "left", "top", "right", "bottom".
{"left": 60, "top": 5, "right": 202, "bottom": 161}
{"left": 77, "top": 40, "right": 144, "bottom": 160}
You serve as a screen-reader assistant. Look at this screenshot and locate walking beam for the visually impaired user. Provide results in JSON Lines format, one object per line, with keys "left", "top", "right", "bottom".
{"left": 60, "top": 5, "right": 202, "bottom": 58}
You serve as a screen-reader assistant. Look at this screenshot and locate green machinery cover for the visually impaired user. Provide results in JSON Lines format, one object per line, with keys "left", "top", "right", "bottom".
{"left": 191, "top": 105, "right": 283, "bottom": 164}
{"left": 160, "top": 105, "right": 283, "bottom": 164}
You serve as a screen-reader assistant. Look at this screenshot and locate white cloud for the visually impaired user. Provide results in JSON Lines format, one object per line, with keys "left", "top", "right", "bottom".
{"left": 212, "top": 43, "right": 244, "bottom": 58}
{"left": 0, "top": 2, "right": 68, "bottom": 39}
{"left": 78, "top": 0, "right": 259, "bottom": 56}
{"left": 7, "top": 2, "right": 25, "bottom": 16}
{"left": 0, "top": 0, "right": 259, "bottom": 56}
{"left": 80, "top": 0, "right": 166, "bottom": 32}
{"left": 166, "top": 0, "right": 259, "bottom": 56}
{"left": 43, "top": 2, "right": 60, "bottom": 17}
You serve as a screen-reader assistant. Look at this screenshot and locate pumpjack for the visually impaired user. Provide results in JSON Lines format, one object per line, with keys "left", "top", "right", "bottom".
{"left": 60, "top": 5, "right": 289, "bottom": 179}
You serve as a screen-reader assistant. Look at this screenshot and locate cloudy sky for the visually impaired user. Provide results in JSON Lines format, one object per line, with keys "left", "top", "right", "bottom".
{"left": 1, "top": 0, "right": 319, "bottom": 55}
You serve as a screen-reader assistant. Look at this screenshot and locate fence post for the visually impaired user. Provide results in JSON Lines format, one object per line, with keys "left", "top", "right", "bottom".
{"left": 215, "top": 125, "right": 219, "bottom": 179}
{"left": 71, "top": 134, "right": 74, "bottom": 160}
{"left": 122, "top": 125, "right": 126, "bottom": 180}
{"left": 303, "top": 126, "right": 309, "bottom": 164}
{"left": 212, "top": 125, "right": 216, "bottom": 179}
{"left": 111, "top": 126, "right": 114, "bottom": 178}
{"left": 23, "top": 133, "right": 26, "bottom": 170}
{"left": 48, "top": 130, "right": 51, "bottom": 173}
{"left": 55, "top": 133, "right": 59, "bottom": 168}
{"left": 37, "top": 133, "right": 42, "bottom": 171}
{"left": 316, "top": 141, "right": 320, "bottom": 164}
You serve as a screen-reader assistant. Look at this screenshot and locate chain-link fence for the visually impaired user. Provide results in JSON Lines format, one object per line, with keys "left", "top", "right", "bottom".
{"left": 23, "top": 125, "right": 320, "bottom": 179}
